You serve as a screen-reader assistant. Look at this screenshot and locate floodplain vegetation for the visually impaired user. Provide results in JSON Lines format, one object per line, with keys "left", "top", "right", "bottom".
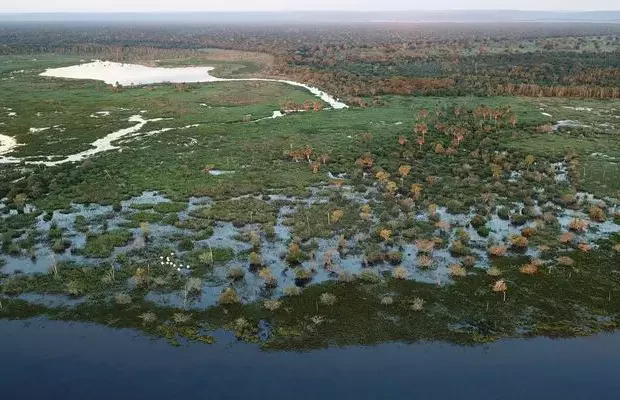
{"left": 1, "top": 23, "right": 620, "bottom": 349}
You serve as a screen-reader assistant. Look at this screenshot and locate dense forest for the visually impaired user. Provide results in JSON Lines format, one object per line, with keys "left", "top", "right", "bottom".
{"left": 1, "top": 22, "right": 619, "bottom": 99}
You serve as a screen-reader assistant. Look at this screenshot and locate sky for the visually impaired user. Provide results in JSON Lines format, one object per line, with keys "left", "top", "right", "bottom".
{"left": 1, "top": 0, "right": 618, "bottom": 13}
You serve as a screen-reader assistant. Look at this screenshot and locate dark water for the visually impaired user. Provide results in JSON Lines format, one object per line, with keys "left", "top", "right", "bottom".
{"left": 1, "top": 319, "right": 620, "bottom": 400}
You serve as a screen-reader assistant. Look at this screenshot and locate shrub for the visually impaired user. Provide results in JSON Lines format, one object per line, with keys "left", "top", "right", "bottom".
{"left": 179, "top": 238, "right": 194, "bottom": 251}
{"left": 417, "top": 255, "right": 434, "bottom": 269}
{"left": 470, "top": 214, "right": 487, "bottom": 229}
{"left": 568, "top": 218, "right": 588, "bottom": 232}
{"left": 359, "top": 269, "right": 382, "bottom": 284}
{"left": 411, "top": 297, "right": 425, "bottom": 311}
{"left": 386, "top": 251, "right": 402, "bottom": 265}
{"left": 320, "top": 293, "right": 337, "bottom": 306}
{"left": 519, "top": 264, "right": 538, "bottom": 275}
{"left": 115, "top": 293, "right": 132, "bottom": 305}
{"left": 264, "top": 299, "right": 282, "bottom": 311}
{"left": 449, "top": 240, "right": 471, "bottom": 256}
{"left": 450, "top": 264, "right": 467, "bottom": 277}
{"left": 218, "top": 288, "right": 240, "bottom": 304}
{"left": 589, "top": 206, "right": 606, "bottom": 222}
{"left": 487, "top": 267, "right": 502, "bottom": 277}
{"left": 283, "top": 286, "right": 302, "bottom": 296}
{"left": 392, "top": 265, "right": 409, "bottom": 280}
{"left": 557, "top": 256, "right": 575, "bottom": 266}
{"left": 381, "top": 296, "right": 394, "bottom": 305}
{"left": 227, "top": 267, "right": 245, "bottom": 281}
{"left": 510, "top": 235, "right": 529, "bottom": 249}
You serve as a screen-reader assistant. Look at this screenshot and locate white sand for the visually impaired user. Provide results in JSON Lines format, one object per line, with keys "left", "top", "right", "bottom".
{"left": 0, "top": 133, "right": 19, "bottom": 155}
{"left": 41, "top": 61, "right": 219, "bottom": 87}
{"left": 40, "top": 61, "right": 348, "bottom": 109}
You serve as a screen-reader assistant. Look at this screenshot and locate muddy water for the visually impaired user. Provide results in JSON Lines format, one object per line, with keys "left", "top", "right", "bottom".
{"left": 1, "top": 318, "right": 620, "bottom": 400}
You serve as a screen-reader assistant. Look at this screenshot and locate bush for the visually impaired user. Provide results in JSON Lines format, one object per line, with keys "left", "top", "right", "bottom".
{"left": 179, "top": 238, "right": 194, "bottom": 251}
{"left": 320, "top": 293, "right": 337, "bottom": 306}
{"left": 218, "top": 288, "right": 240, "bottom": 304}
{"left": 359, "top": 269, "right": 382, "bottom": 283}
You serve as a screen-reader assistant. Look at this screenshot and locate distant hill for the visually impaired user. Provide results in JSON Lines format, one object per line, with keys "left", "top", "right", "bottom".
{"left": 1, "top": 10, "right": 620, "bottom": 24}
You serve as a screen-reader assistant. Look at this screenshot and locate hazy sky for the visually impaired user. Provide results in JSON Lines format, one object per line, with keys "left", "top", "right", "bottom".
{"left": 1, "top": 0, "right": 619, "bottom": 12}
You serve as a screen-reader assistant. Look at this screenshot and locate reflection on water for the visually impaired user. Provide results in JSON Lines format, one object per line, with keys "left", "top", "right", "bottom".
{"left": 1, "top": 318, "right": 620, "bottom": 400}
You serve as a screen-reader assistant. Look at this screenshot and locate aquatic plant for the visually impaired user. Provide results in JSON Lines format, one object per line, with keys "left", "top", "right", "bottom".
{"left": 283, "top": 286, "right": 303, "bottom": 297}
{"left": 521, "top": 227, "right": 537, "bottom": 238}
{"left": 218, "top": 288, "right": 240, "bottom": 305}
{"left": 386, "top": 251, "right": 402, "bottom": 265}
{"left": 392, "top": 266, "right": 409, "bottom": 280}
{"left": 264, "top": 299, "right": 282, "bottom": 311}
{"left": 320, "top": 293, "right": 337, "bottom": 306}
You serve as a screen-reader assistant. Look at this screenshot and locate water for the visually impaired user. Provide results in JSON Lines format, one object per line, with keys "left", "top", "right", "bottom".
{"left": 1, "top": 318, "right": 620, "bottom": 400}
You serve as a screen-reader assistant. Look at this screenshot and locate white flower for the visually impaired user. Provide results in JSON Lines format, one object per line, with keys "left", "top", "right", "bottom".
{"left": 159, "top": 256, "right": 163, "bottom": 259}
{"left": 160, "top": 261, "right": 164, "bottom": 265}
{"left": 170, "top": 252, "right": 175, "bottom": 256}
{"left": 177, "top": 268, "right": 181, "bottom": 272}
{"left": 186, "top": 265, "right": 190, "bottom": 269}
